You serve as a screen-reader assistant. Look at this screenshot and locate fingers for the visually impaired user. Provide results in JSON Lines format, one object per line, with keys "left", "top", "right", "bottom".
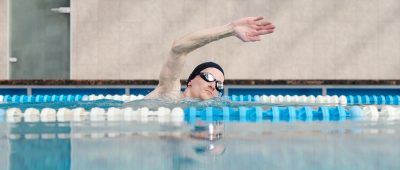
{"left": 251, "top": 16, "right": 272, "bottom": 26}
{"left": 257, "top": 21, "right": 272, "bottom": 26}
{"left": 252, "top": 16, "right": 264, "bottom": 21}
{"left": 251, "top": 17, "right": 275, "bottom": 31}
{"left": 251, "top": 22, "right": 274, "bottom": 31}
{"left": 256, "top": 29, "right": 274, "bottom": 35}
{"left": 247, "top": 25, "right": 274, "bottom": 36}
{"left": 248, "top": 26, "right": 275, "bottom": 38}
{"left": 257, "top": 24, "right": 275, "bottom": 31}
{"left": 234, "top": 16, "right": 275, "bottom": 42}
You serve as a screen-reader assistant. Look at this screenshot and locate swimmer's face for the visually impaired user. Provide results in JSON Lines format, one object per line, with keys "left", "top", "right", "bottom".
{"left": 187, "top": 68, "right": 224, "bottom": 100}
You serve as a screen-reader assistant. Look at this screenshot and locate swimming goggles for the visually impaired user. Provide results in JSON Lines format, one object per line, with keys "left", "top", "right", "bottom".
{"left": 199, "top": 72, "right": 224, "bottom": 92}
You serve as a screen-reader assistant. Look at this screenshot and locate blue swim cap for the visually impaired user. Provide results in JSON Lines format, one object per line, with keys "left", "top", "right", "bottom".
{"left": 187, "top": 62, "right": 224, "bottom": 86}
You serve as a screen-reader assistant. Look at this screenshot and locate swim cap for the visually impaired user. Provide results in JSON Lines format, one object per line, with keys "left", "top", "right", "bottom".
{"left": 187, "top": 62, "right": 224, "bottom": 86}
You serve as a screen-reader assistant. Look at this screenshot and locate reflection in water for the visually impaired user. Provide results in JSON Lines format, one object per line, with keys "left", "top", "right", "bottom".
{"left": 191, "top": 121, "right": 224, "bottom": 141}
{"left": 1, "top": 120, "right": 400, "bottom": 170}
{"left": 8, "top": 122, "right": 71, "bottom": 170}
{"left": 193, "top": 143, "right": 226, "bottom": 156}
{"left": 191, "top": 121, "right": 226, "bottom": 156}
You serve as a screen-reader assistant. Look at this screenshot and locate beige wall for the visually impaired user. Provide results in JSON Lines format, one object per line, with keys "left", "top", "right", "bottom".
{"left": 0, "top": 0, "right": 6, "bottom": 79}
{"left": 0, "top": 0, "right": 399, "bottom": 80}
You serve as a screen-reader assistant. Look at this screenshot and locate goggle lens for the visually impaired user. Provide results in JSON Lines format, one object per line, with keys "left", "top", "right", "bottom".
{"left": 199, "top": 72, "right": 224, "bottom": 92}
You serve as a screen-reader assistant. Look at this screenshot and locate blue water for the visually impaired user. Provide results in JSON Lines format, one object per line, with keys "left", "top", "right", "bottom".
{"left": 1, "top": 120, "right": 399, "bottom": 170}
{"left": 0, "top": 99, "right": 400, "bottom": 169}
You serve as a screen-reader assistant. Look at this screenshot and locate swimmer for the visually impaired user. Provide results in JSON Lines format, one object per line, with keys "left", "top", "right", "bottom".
{"left": 146, "top": 16, "right": 275, "bottom": 100}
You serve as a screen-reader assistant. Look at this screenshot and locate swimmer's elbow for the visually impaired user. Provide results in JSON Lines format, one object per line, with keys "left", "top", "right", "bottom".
{"left": 171, "top": 41, "right": 186, "bottom": 55}
{"left": 171, "top": 40, "right": 195, "bottom": 55}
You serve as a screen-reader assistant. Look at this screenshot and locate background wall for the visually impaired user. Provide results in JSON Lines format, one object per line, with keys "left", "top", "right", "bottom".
{"left": 0, "top": 0, "right": 6, "bottom": 79}
{"left": 1, "top": 0, "right": 399, "bottom": 80}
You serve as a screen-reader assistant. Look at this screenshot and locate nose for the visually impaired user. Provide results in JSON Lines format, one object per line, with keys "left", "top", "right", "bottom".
{"left": 207, "top": 82, "right": 216, "bottom": 91}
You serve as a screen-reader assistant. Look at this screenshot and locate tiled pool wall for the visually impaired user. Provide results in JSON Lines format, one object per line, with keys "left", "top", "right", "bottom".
{"left": 1, "top": 85, "right": 400, "bottom": 96}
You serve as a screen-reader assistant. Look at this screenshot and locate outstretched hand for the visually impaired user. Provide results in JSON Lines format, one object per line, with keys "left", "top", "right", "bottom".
{"left": 231, "top": 16, "right": 275, "bottom": 42}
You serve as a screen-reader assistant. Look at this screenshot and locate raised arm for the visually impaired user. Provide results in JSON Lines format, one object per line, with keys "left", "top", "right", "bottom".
{"left": 146, "top": 16, "right": 275, "bottom": 99}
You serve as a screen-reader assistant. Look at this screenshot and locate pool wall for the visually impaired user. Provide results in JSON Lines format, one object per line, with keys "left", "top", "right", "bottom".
{"left": 1, "top": 85, "right": 400, "bottom": 96}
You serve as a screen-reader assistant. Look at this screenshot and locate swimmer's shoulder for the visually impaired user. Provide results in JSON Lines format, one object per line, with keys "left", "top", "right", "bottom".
{"left": 145, "top": 88, "right": 182, "bottom": 100}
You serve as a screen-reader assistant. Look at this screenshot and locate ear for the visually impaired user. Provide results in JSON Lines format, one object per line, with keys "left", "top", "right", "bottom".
{"left": 187, "top": 80, "right": 192, "bottom": 87}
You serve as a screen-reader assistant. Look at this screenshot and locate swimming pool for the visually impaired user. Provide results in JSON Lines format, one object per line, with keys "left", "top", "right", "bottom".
{"left": 0, "top": 93, "right": 400, "bottom": 170}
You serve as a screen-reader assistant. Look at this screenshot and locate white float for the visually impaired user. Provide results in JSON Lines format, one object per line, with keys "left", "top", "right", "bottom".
{"left": 380, "top": 106, "right": 400, "bottom": 121}
{"left": 171, "top": 107, "right": 184, "bottom": 122}
{"left": 307, "top": 95, "right": 316, "bottom": 103}
{"left": 299, "top": 95, "right": 307, "bottom": 103}
{"left": 57, "top": 108, "right": 73, "bottom": 122}
{"left": 339, "top": 95, "right": 347, "bottom": 105}
{"left": 362, "top": 106, "right": 379, "bottom": 121}
{"left": 123, "top": 107, "right": 140, "bottom": 121}
{"left": 6, "top": 108, "right": 22, "bottom": 117}
{"left": 90, "top": 107, "right": 106, "bottom": 121}
{"left": 40, "top": 108, "right": 57, "bottom": 122}
{"left": 157, "top": 107, "right": 171, "bottom": 122}
{"left": 107, "top": 107, "right": 123, "bottom": 121}
{"left": 24, "top": 108, "right": 40, "bottom": 122}
{"left": 72, "top": 107, "right": 87, "bottom": 121}
{"left": 277, "top": 95, "right": 284, "bottom": 103}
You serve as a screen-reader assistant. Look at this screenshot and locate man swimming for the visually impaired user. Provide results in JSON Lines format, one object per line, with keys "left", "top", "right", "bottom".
{"left": 146, "top": 16, "right": 275, "bottom": 100}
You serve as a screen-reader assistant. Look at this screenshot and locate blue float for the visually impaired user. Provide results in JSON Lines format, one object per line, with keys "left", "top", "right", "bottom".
{"left": 35, "top": 95, "right": 44, "bottom": 102}
{"left": 349, "top": 106, "right": 363, "bottom": 118}
{"left": 3, "top": 95, "right": 11, "bottom": 102}
{"left": 222, "top": 107, "right": 230, "bottom": 121}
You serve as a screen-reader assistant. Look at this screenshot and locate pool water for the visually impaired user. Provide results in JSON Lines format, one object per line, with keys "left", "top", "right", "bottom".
{"left": 1, "top": 119, "right": 400, "bottom": 170}
{"left": 0, "top": 98, "right": 400, "bottom": 170}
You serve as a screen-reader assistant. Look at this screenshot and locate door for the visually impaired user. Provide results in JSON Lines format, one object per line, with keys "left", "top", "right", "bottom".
{"left": 10, "top": 0, "right": 70, "bottom": 79}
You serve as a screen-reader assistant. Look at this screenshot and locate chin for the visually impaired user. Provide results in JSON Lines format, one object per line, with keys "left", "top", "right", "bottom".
{"left": 200, "top": 93, "right": 214, "bottom": 100}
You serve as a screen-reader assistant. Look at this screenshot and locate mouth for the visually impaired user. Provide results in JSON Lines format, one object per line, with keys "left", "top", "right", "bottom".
{"left": 205, "top": 90, "right": 213, "bottom": 95}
